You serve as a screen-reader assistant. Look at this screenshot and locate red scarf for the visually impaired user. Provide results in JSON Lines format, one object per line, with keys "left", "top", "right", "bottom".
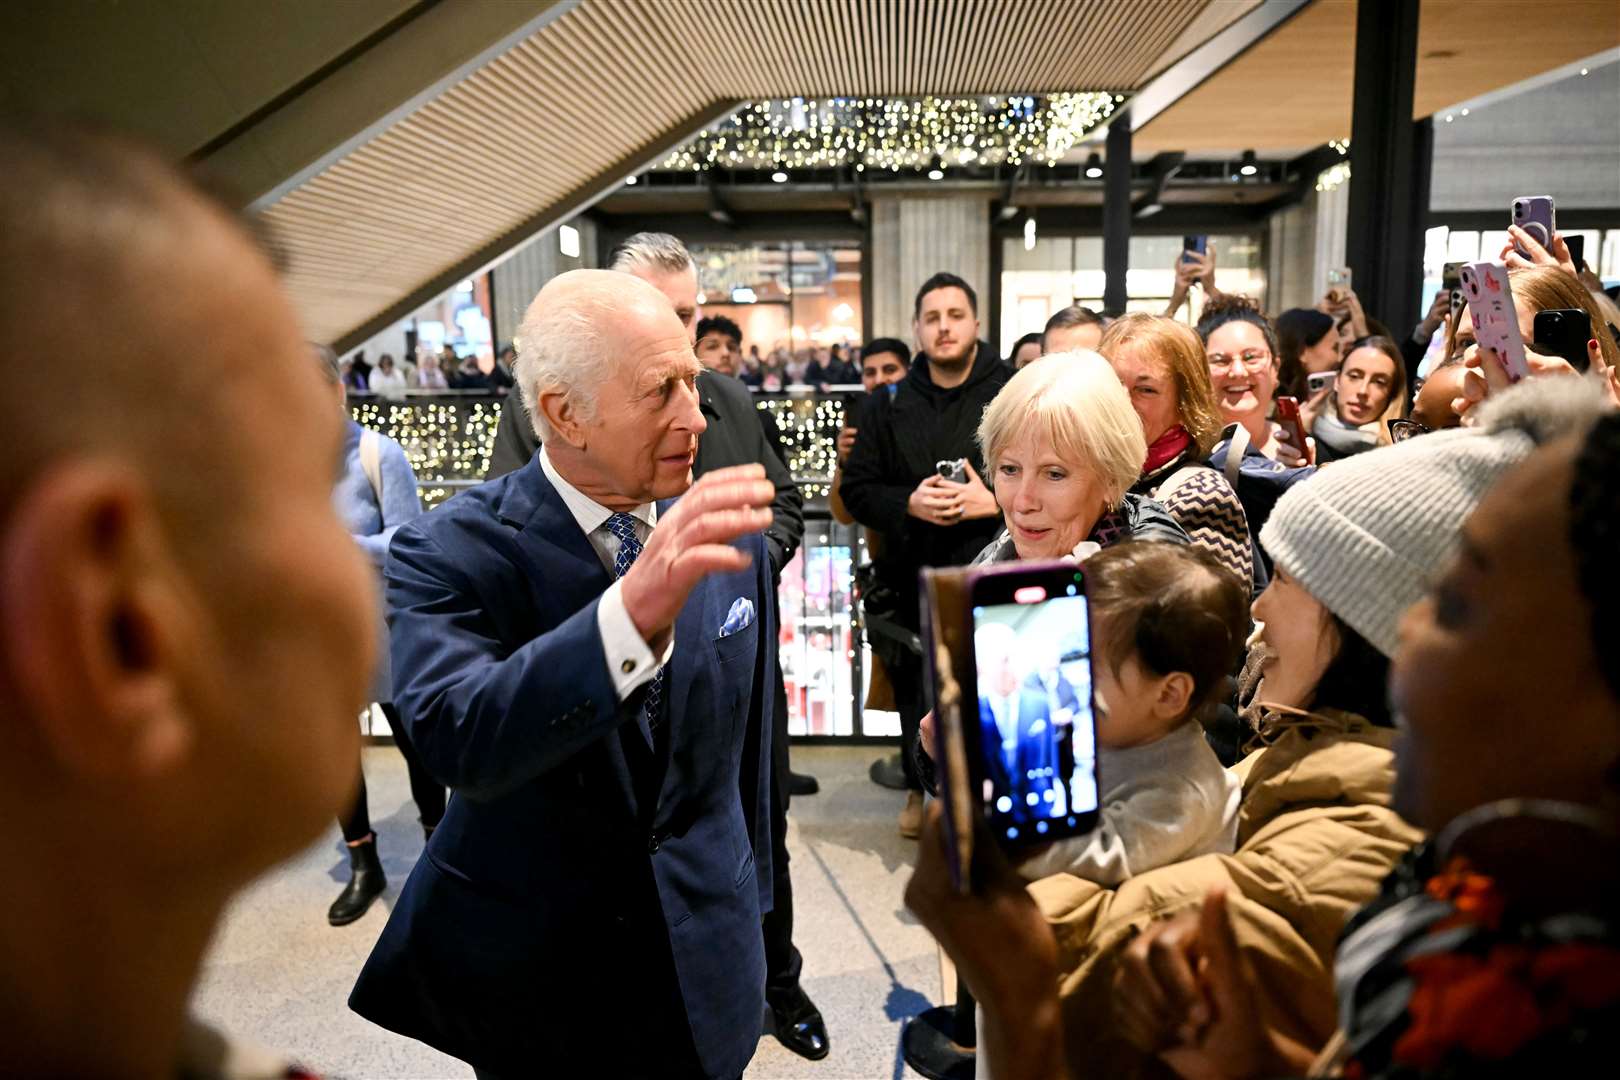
{"left": 1143, "top": 425, "right": 1192, "bottom": 475}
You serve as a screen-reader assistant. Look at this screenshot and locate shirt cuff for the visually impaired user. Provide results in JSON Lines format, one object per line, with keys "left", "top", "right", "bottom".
{"left": 597, "top": 579, "right": 672, "bottom": 701}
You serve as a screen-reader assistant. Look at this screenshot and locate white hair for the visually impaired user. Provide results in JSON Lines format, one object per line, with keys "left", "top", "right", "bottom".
{"left": 512, "top": 292, "right": 610, "bottom": 441}
{"left": 607, "top": 231, "right": 697, "bottom": 277}
{"left": 977, "top": 350, "right": 1148, "bottom": 509}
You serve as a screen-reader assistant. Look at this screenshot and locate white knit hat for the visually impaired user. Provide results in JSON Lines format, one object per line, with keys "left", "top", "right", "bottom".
{"left": 1260, "top": 377, "right": 1609, "bottom": 657}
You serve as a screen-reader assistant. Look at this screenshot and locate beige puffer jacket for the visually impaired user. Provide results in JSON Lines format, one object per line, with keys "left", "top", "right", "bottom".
{"left": 1027, "top": 708, "right": 1424, "bottom": 1080}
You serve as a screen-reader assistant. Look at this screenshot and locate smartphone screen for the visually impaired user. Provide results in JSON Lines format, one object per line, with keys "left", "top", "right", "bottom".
{"left": 1181, "top": 235, "right": 1207, "bottom": 264}
{"left": 969, "top": 568, "right": 1099, "bottom": 846}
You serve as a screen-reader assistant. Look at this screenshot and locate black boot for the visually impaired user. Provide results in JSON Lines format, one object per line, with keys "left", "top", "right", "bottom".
{"left": 328, "top": 833, "right": 386, "bottom": 926}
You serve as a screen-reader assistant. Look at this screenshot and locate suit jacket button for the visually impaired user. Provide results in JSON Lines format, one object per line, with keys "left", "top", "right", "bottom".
{"left": 621, "top": 659, "right": 636, "bottom": 674}
{"left": 647, "top": 835, "right": 661, "bottom": 854}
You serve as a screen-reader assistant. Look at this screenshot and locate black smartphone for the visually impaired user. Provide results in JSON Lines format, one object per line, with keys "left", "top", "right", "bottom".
{"left": 1533, "top": 308, "right": 1593, "bottom": 372}
{"left": 1566, "top": 234, "right": 1587, "bottom": 274}
{"left": 1181, "top": 235, "right": 1208, "bottom": 264}
{"left": 966, "top": 560, "right": 1100, "bottom": 848}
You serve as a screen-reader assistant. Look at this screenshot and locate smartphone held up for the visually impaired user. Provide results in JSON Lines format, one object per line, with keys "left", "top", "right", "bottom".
{"left": 921, "top": 560, "right": 1102, "bottom": 892}
{"left": 1459, "top": 262, "right": 1532, "bottom": 382}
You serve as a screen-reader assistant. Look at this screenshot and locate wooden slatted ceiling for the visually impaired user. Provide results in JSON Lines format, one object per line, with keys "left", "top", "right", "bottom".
{"left": 1136, "top": 0, "right": 1620, "bottom": 152}
{"left": 262, "top": 0, "right": 1219, "bottom": 346}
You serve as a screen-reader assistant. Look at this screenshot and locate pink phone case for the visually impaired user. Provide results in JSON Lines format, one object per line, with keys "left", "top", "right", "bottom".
{"left": 1511, "top": 196, "right": 1556, "bottom": 258}
{"left": 1461, "top": 262, "right": 1531, "bottom": 382}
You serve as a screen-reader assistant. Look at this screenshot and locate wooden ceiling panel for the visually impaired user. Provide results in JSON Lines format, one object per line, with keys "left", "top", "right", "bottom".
{"left": 1137, "top": 0, "right": 1620, "bottom": 152}
{"left": 263, "top": 0, "right": 1220, "bottom": 346}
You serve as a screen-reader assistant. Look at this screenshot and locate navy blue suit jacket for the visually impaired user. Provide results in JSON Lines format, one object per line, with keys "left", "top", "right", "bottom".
{"left": 349, "top": 458, "right": 774, "bottom": 1078}
{"left": 979, "top": 686, "right": 1059, "bottom": 821}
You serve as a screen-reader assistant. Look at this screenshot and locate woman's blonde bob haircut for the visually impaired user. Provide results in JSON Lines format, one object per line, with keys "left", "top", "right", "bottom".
{"left": 1097, "top": 314, "right": 1227, "bottom": 456}
{"left": 977, "top": 350, "right": 1148, "bottom": 510}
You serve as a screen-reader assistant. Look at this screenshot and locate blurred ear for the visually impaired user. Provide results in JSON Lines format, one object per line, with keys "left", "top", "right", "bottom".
{"left": 0, "top": 462, "right": 192, "bottom": 781}
{"left": 1151, "top": 671, "right": 1195, "bottom": 725}
{"left": 539, "top": 391, "right": 585, "bottom": 449}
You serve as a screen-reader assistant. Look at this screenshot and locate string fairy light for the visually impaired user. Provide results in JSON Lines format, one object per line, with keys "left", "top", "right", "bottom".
{"left": 351, "top": 395, "right": 851, "bottom": 506}
{"left": 662, "top": 94, "right": 1118, "bottom": 174}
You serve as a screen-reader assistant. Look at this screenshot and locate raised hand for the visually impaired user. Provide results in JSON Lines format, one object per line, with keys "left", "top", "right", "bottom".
{"left": 619, "top": 464, "right": 774, "bottom": 647}
{"left": 836, "top": 425, "right": 858, "bottom": 464}
{"left": 1500, "top": 225, "right": 1577, "bottom": 277}
{"left": 1450, "top": 343, "right": 1581, "bottom": 421}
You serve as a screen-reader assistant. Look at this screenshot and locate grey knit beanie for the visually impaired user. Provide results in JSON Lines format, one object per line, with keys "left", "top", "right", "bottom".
{"left": 1260, "top": 377, "right": 1610, "bottom": 657}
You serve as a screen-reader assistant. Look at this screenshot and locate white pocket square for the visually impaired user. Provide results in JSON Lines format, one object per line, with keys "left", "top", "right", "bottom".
{"left": 718, "top": 597, "right": 755, "bottom": 637}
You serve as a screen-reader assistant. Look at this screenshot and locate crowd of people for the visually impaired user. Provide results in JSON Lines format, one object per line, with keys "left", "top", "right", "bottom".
{"left": 698, "top": 334, "right": 865, "bottom": 389}
{"left": 340, "top": 343, "right": 518, "bottom": 399}
{"left": 6, "top": 114, "right": 1620, "bottom": 1080}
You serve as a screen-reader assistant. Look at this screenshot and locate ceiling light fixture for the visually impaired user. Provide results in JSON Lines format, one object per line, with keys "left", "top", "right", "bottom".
{"left": 771, "top": 170, "right": 789, "bottom": 183}
{"left": 625, "top": 175, "right": 638, "bottom": 185}
{"left": 1084, "top": 152, "right": 1103, "bottom": 179}
{"left": 927, "top": 155, "right": 945, "bottom": 180}
{"left": 1238, "top": 149, "right": 1259, "bottom": 177}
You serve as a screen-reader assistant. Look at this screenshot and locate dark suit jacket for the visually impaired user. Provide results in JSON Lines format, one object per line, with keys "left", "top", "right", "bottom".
{"left": 486, "top": 371, "right": 803, "bottom": 575}
{"left": 978, "top": 685, "right": 1059, "bottom": 819}
{"left": 349, "top": 458, "right": 775, "bottom": 1078}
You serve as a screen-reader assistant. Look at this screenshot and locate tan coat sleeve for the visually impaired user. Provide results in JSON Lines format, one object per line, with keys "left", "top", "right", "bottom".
{"left": 1028, "top": 802, "right": 1421, "bottom": 1080}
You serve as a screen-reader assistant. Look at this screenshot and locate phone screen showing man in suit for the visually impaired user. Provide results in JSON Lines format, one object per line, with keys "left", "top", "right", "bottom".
{"left": 971, "top": 577, "right": 1100, "bottom": 848}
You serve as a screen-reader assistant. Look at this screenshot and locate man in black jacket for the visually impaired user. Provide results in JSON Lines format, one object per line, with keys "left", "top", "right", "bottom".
{"left": 839, "top": 272, "right": 1009, "bottom": 837}
{"left": 482, "top": 232, "right": 828, "bottom": 1062}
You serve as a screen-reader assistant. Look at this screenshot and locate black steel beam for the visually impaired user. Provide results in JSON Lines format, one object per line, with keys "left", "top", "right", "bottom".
{"left": 1103, "top": 116, "right": 1133, "bottom": 315}
{"left": 1426, "top": 208, "right": 1620, "bottom": 230}
{"left": 1345, "top": 0, "right": 1424, "bottom": 341}
{"left": 991, "top": 202, "right": 1277, "bottom": 235}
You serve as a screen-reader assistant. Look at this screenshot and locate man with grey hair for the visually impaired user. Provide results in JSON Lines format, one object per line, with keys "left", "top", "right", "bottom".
{"left": 485, "top": 232, "right": 828, "bottom": 1061}
{"left": 351, "top": 268, "right": 780, "bottom": 1078}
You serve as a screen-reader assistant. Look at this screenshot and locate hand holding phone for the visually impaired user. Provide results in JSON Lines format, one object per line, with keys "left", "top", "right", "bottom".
{"left": 1459, "top": 262, "right": 1532, "bottom": 382}
{"left": 967, "top": 562, "right": 1099, "bottom": 849}
{"left": 1274, "top": 396, "right": 1313, "bottom": 466}
{"left": 1532, "top": 308, "right": 1593, "bottom": 372}
{"left": 1511, "top": 196, "right": 1556, "bottom": 259}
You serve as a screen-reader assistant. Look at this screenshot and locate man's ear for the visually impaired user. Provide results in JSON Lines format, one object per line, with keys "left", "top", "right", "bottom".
{"left": 0, "top": 462, "right": 192, "bottom": 781}
{"left": 539, "top": 390, "right": 586, "bottom": 449}
{"left": 1152, "top": 671, "right": 1196, "bottom": 726}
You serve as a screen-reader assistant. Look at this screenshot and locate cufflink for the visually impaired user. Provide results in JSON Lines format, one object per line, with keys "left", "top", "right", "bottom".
{"left": 621, "top": 659, "right": 636, "bottom": 674}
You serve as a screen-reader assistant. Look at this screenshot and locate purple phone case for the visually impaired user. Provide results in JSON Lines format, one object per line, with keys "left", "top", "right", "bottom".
{"left": 1512, "top": 196, "right": 1556, "bottom": 258}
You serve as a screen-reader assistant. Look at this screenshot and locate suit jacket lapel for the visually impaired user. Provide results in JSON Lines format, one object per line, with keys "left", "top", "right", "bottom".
{"left": 497, "top": 459, "right": 656, "bottom": 793}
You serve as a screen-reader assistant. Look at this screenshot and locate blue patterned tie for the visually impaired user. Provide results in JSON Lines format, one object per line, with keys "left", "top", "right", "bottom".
{"left": 604, "top": 512, "right": 665, "bottom": 732}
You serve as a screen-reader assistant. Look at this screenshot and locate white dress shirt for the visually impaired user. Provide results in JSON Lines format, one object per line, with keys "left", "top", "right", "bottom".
{"left": 539, "top": 448, "right": 672, "bottom": 702}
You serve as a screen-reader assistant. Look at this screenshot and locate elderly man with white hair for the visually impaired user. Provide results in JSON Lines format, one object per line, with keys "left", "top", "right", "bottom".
{"left": 350, "top": 268, "right": 779, "bottom": 1080}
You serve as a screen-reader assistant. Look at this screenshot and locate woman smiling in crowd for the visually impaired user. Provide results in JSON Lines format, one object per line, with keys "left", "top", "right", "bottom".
{"left": 1198, "top": 296, "right": 1311, "bottom": 466}
{"left": 1099, "top": 314, "right": 1254, "bottom": 589}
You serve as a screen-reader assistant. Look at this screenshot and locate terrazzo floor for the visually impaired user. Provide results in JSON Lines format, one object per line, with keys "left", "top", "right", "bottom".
{"left": 191, "top": 745, "right": 940, "bottom": 1079}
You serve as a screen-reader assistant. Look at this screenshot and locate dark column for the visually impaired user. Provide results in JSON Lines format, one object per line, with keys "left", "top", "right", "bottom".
{"left": 1103, "top": 116, "right": 1132, "bottom": 316}
{"left": 1345, "top": 0, "right": 1427, "bottom": 340}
